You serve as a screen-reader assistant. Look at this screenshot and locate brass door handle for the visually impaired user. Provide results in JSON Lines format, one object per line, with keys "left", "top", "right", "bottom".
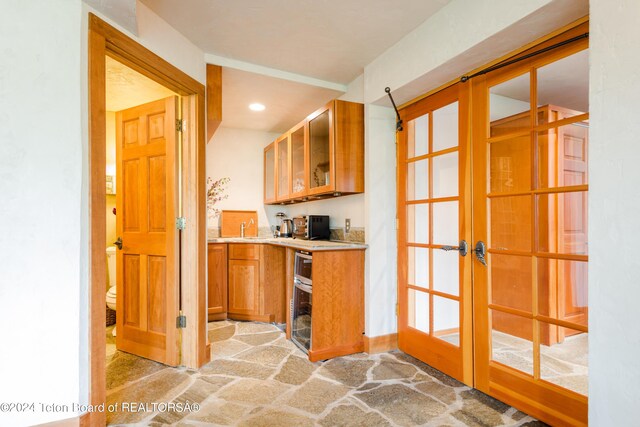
{"left": 114, "top": 237, "right": 123, "bottom": 250}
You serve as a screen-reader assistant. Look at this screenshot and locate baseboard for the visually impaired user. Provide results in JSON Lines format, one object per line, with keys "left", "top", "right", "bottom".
{"left": 364, "top": 333, "right": 398, "bottom": 354}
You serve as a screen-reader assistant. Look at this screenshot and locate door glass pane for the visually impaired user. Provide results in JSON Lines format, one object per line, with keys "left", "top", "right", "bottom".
{"left": 491, "top": 310, "right": 533, "bottom": 375}
{"left": 408, "top": 289, "right": 429, "bottom": 334}
{"left": 490, "top": 136, "right": 531, "bottom": 193}
{"left": 264, "top": 146, "right": 274, "bottom": 200}
{"left": 490, "top": 195, "right": 532, "bottom": 251}
{"left": 491, "top": 254, "right": 532, "bottom": 313}
{"left": 407, "top": 113, "right": 429, "bottom": 158}
{"left": 407, "top": 159, "right": 429, "bottom": 201}
{"left": 537, "top": 123, "right": 589, "bottom": 189}
{"left": 432, "top": 201, "right": 458, "bottom": 245}
{"left": 309, "top": 110, "right": 330, "bottom": 189}
{"left": 432, "top": 152, "right": 458, "bottom": 198}
{"left": 433, "top": 249, "right": 459, "bottom": 296}
{"left": 408, "top": 247, "right": 429, "bottom": 289}
{"left": 536, "top": 192, "right": 588, "bottom": 255}
{"left": 277, "top": 138, "right": 288, "bottom": 198}
{"left": 432, "top": 102, "right": 458, "bottom": 152}
{"left": 291, "top": 127, "right": 305, "bottom": 194}
{"left": 407, "top": 204, "right": 429, "bottom": 244}
{"left": 537, "top": 50, "right": 589, "bottom": 124}
{"left": 537, "top": 259, "right": 588, "bottom": 327}
{"left": 433, "top": 295, "right": 460, "bottom": 347}
{"left": 540, "top": 325, "right": 588, "bottom": 396}
{"left": 490, "top": 73, "right": 531, "bottom": 127}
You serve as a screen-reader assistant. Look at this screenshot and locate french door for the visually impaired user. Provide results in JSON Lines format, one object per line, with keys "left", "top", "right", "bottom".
{"left": 398, "top": 23, "right": 589, "bottom": 427}
{"left": 397, "top": 83, "right": 473, "bottom": 385}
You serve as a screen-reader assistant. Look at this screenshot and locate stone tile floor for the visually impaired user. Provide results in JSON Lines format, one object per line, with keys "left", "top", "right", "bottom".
{"left": 106, "top": 320, "right": 547, "bottom": 426}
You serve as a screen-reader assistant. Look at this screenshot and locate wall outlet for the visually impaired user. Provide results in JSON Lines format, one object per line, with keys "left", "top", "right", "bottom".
{"left": 345, "top": 218, "right": 351, "bottom": 234}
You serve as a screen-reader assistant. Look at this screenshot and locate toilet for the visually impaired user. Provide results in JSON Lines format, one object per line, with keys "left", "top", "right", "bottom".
{"left": 106, "top": 246, "right": 117, "bottom": 336}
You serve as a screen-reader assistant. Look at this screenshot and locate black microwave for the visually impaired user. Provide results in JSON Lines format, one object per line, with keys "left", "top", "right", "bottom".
{"left": 292, "top": 215, "right": 330, "bottom": 240}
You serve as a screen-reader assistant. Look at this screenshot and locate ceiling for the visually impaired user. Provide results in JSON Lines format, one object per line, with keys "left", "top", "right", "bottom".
{"left": 221, "top": 68, "right": 342, "bottom": 133}
{"left": 105, "top": 56, "right": 176, "bottom": 112}
{"left": 140, "top": 0, "right": 451, "bottom": 85}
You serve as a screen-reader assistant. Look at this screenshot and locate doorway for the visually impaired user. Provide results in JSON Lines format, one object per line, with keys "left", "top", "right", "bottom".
{"left": 397, "top": 21, "right": 589, "bottom": 427}
{"left": 88, "top": 14, "right": 207, "bottom": 427}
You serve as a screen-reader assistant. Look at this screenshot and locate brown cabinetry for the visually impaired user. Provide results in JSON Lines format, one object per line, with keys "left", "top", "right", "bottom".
{"left": 264, "top": 99, "right": 364, "bottom": 204}
{"left": 285, "top": 248, "right": 365, "bottom": 362}
{"left": 207, "top": 243, "right": 227, "bottom": 321}
{"left": 227, "top": 244, "right": 286, "bottom": 323}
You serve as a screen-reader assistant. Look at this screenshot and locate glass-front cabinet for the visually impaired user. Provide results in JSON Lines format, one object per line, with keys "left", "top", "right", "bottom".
{"left": 263, "top": 142, "right": 276, "bottom": 204}
{"left": 264, "top": 99, "right": 364, "bottom": 205}
{"left": 308, "top": 108, "right": 333, "bottom": 195}
{"left": 276, "top": 134, "right": 289, "bottom": 201}
{"left": 290, "top": 123, "right": 307, "bottom": 198}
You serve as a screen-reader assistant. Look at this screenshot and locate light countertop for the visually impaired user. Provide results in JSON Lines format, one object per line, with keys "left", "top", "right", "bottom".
{"left": 207, "top": 237, "right": 367, "bottom": 251}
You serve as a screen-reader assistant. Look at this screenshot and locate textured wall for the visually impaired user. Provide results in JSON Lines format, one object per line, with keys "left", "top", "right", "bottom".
{"left": 589, "top": 0, "right": 640, "bottom": 423}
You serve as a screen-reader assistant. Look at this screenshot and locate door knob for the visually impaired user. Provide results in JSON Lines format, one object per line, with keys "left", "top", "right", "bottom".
{"left": 114, "top": 237, "right": 123, "bottom": 250}
{"left": 474, "top": 241, "right": 487, "bottom": 266}
{"left": 440, "top": 240, "right": 468, "bottom": 257}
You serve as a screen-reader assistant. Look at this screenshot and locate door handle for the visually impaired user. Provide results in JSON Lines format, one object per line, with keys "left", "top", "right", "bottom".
{"left": 114, "top": 237, "right": 123, "bottom": 250}
{"left": 440, "top": 240, "right": 468, "bottom": 257}
{"left": 474, "top": 241, "right": 487, "bottom": 266}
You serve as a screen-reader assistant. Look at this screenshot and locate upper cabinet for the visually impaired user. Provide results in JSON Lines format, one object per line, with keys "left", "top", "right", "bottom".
{"left": 264, "top": 142, "right": 276, "bottom": 204}
{"left": 264, "top": 99, "right": 364, "bottom": 204}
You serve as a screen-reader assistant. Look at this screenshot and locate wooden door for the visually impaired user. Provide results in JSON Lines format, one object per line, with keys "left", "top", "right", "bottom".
{"left": 115, "top": 96, "right": 179, "bottom": 366}
{"left": 397, "top": 83, "right": 473, "bottom": 385}
{"left": 207, "top": 243, "right": 227, "bottom": 321}
{"left": 471, "top": 32, "right": 589, "bottom": 426}
{"left": 228, "top": 259, "right": 260, "bottom": 315}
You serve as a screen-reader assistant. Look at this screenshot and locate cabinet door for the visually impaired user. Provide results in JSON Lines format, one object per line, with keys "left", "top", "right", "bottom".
{"left": 207, "top": 244, "right": 227, "bottom": 320}
{"left": 276, "top": 134, "right": 290, "bottom": 201}
{"left": 308, "top": 105, "right": 334, "bottom": 195}
{"left": 228, "top": 259, "right": 260, "bottom": 315}
{"left": 264, "top": 143, "right": 276, "bottom": 203}
{"left": 290, "top": 123, "right": 308, "bottom": 198}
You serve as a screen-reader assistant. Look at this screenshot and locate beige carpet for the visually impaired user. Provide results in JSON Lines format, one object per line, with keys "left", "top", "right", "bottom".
{"left": 105, "top": 320, "right": 547, "bottom": 426}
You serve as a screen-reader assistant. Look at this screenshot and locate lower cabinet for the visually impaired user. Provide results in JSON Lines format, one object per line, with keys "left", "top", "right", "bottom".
{"left": 207, "top": 243, "right": 227, "bottom": 321}
{"left": 227, "top": 244, "right": 286, "bottom": 323}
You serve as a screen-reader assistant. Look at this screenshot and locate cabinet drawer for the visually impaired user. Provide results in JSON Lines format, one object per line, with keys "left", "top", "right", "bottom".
{"left": 229, "top": 244, "right": 260, "bottom": 260}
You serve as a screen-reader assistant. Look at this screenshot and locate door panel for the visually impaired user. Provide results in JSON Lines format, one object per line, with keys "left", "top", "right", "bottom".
{"left": 398, "top": 83, "right": 472, "bottom": 385}
{"left": 472, "top": 31, "right": 589, "bottom": 426}
{"left": 116, "top": 96, "right": 179, "bottom": 366}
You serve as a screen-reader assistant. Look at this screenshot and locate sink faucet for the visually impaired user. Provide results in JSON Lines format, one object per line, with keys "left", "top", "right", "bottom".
{"left": 240, "top": 218, "right": 254, "bottom": 238}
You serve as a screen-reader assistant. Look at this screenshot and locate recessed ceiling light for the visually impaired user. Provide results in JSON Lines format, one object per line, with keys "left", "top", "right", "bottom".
{"left": 249, "top": 103, "right": 265, "bottom": 111}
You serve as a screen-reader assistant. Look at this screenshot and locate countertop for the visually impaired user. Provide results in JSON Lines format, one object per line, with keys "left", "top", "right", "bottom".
{"left": 207, "top": 237, "right": 367, "bottom": 251}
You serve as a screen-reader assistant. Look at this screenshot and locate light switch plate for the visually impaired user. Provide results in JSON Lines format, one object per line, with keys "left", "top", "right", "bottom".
{"left": 345, "top": 218, "right": 351, "bottom": 234}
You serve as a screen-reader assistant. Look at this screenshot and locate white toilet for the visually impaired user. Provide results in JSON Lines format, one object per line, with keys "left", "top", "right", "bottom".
{"left": 106, "top": 246, "right": 117, "bottom": 336}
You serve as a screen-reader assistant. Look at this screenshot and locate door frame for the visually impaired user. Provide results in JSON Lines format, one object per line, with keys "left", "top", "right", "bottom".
{"left": 88, "top": 14, "right": 208, "bottom": 427}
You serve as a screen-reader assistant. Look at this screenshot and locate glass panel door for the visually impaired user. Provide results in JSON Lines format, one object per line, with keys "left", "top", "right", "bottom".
{"left": 472, "top": 34, "right": 589, "bottom": 426}
{"left": 264, "top": 143, "right": 275, "bottom": 203}
{"left": 398, "top": 83, "right": 472, "bottom": 384}
{"left": 276, "top": 135, "right": 289, "bottom": 200}
{"left": 308, "top": 108, "right": 332, "bottom": 193}
{"left": 290, "top": 124, "right": 307, "bottom": 197}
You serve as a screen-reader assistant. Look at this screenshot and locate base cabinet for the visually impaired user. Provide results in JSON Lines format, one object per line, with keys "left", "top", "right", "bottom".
{"left": 227, "top": 244, "right": 286, "bottom": 323}
{"left": 286, "top": 248, "right": 365, "bottom": 362}
{"left": 207, "top": 244, "right": 227, "bottom": 321}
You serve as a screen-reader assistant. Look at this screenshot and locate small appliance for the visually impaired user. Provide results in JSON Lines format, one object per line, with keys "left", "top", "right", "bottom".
{"left": 292, "top": 215, "right": 330, "bottom": 240}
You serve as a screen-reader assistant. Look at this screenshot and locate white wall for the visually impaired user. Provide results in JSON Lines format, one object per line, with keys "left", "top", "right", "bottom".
{"left": 0, "top": 1, "right": 82, "bottom": 425}
{"left": 589, "top": 1, "right": 640, "bottom": 423}
{"left": 206, "top": 127, "right": 280, "bottom": 230}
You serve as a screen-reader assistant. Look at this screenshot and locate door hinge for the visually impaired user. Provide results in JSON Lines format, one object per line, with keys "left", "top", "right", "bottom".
{"left": 395, "top": 218, "right": 399, "bottom": 230}
{"left": 395, "top": 303, "right": 399, "bottom": 316}
{"left": 176, "top": 119, "right": 186, "bottom": 133}
{"left": 176, "top": 314, "right": 187, "bottom": 328}
{"left": 176, "top": 217, "right": 186, "bottom": 230}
